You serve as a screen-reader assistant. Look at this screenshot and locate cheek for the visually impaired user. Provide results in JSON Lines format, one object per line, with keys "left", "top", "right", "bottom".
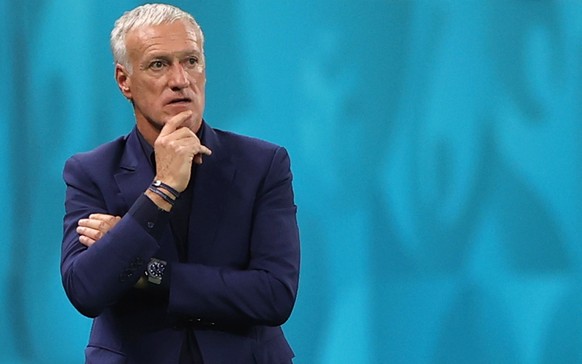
{"left": 195, "top": 78, "right": 206, "bottom": 96}
{"left": 194, "top": 72, "right": 206, "bottom": 88}
{"left": 135, "top": 77, "right": 164, "bottom": 94}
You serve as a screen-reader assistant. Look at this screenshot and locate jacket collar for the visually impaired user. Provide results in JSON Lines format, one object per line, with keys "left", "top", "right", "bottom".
{"left": 114, "top": 127, "right": 155, "bottom": 210}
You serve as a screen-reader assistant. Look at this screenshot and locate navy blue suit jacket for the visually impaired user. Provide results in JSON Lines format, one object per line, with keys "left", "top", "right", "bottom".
{"left": 61, "top": 123, "right": 300, "bottom": 363}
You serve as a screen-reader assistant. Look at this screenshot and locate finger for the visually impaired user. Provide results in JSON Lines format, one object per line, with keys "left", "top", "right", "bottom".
{"left": 88, "top": 213, "right": 121, "bottom": 224}
{"left": 77, "top": 226, "right": 103, "bottom": 243}
{"left": 178, "top": 136, "right": 212, "bottom": 155}
{"left": 79, "top": 235, "right": 96, "bottom": 248}
{"left": 162, "top": 136, "right": 212, "bottom": 159}
{"left": 159, "top": 110, "right": 193, "bottom": 138}
{"left": 78, "top": 218, "right": 118, "bottom": 236}
{"left": 194, "top": 154, "right": 203, "bottom": 165}
{"left": 78, "top": 218, "right": 107, "bottom": 231}
{"left": 197, "top": 144, "right": 212, "bottom": 156}
{"left": 87, "top": 213, "right": 116, "bottom": 220}
{"left": 162, "top": 125, "right": 196, "bottom": 140}
{"left": 77, "top": 218, "right": 93, "bottom": 228}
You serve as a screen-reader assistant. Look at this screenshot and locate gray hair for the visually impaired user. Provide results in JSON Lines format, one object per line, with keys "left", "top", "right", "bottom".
{"left": 110, "top": 3, "right": 204, "bottom": 71}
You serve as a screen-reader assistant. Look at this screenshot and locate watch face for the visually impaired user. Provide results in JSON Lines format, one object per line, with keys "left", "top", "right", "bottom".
{"left": 147, "top": 260, "right": 166, "bottom": 278}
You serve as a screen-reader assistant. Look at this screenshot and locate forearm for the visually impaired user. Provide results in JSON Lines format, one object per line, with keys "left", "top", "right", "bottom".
{"left": 167, "top": 202, "right": 300, "bottom": 327}
{"left": 167, "top": 262, "right": 299, "bottom": 326}
{"left": 61, "top": 194, "right": 168, "bottom": 317}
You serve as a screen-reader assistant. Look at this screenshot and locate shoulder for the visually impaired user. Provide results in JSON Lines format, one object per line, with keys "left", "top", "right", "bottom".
{"left": 212, "top": 129, "right": 288, "bottom": 163}
{"left": 63, "top": 132, "right": 131, "bottom": 178}
{"left": 209, "top": 127, "right": 293, "bottom": 178}
{"left": 212, "top": 127, "right": 279, "bottom": 149}
{"left": 211, "top": 127, "right": 287, "bottom": 160}
{"left": 68, "top": 135, "right": 128, "bottom": 163}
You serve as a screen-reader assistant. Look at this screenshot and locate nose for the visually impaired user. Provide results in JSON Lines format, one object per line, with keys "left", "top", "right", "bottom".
{"left": 168, "top": 63, "right": 190, "bottom": 90}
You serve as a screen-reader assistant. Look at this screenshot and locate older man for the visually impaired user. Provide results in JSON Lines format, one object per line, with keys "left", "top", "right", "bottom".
{"left": 61, "top": 4, "right": 300, "bottom": 363}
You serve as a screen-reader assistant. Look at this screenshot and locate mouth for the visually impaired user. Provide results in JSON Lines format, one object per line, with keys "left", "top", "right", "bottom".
{"left": 167, "top": 97, "right": 192, "bottom": 105}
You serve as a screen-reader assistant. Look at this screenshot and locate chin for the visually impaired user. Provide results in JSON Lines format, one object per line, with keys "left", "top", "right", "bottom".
{"left": 185, "top": 117, "right": 203, "bottom": 133}
{"left": 141, "top": 115, "right": 164, "bottom": 132}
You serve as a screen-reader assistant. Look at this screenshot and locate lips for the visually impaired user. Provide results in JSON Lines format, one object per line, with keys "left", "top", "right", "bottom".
{"left": 167, "top": 97, "right": 192, "bottom": 104}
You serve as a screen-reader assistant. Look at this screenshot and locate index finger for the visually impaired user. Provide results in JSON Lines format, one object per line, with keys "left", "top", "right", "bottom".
{"left": 88, "top": 213, "right": 120, "bottom": 222}
{"left": 198, "top": 145, "right": 212, "bottom": 156}
{"left": 159, "top": 110, "right": 193, "bottom": 138}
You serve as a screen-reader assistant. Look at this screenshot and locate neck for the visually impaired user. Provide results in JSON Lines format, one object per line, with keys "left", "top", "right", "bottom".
{"left": 136, "top": 122, "right": 159, "bottom": 147}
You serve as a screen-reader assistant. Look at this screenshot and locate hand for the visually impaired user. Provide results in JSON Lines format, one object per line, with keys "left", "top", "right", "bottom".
{"left": 76, "top": 213, "right": 121, "bottom": 248}
{"left": 154, "top": 110, "right": 212, "bottom": 192}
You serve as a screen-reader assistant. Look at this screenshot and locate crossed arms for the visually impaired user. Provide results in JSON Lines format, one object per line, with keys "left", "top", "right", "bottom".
{"left": 61, "top": 112, "right": 300, "bottom": 326}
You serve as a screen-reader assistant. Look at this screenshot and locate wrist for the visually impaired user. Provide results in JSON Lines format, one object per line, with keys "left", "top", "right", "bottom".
{"left": 145, "top": 258, "right": 167, "bottom": 285}
{"left": 145, "top": 189, "right": 173, "bottom": 212}
{"left": 152, "top": 179, "right": 181, "bottom": 198}
{"left": 153, "top": 176, "right": 184, "bottom": 193}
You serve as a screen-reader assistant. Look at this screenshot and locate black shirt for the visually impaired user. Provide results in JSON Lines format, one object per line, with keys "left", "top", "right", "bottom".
{"left": 134, "top": 126, "right": 204, "bottom": 363}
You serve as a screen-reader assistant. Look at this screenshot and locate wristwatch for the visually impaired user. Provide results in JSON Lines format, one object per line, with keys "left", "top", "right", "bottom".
{"left": 145, "top": 258, "right": 167, "bottom": 285}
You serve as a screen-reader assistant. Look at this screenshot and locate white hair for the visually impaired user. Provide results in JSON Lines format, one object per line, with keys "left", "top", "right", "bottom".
{"left": 110, "top": 3, "right": 204, "bottom": 71}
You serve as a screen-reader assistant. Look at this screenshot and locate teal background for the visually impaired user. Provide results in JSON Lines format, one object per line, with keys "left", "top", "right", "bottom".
{"left": 2, "top": 0, "right": 582, "bottom": 363}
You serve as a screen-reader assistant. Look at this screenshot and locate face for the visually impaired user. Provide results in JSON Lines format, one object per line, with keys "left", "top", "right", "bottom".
{"left": 116, "top": 21, "right": 206, "bottom": 142}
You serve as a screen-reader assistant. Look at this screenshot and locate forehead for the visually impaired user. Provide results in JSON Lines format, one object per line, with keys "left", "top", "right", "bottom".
{"left": 126, "top": 21, "right": 203, "bottom": 58}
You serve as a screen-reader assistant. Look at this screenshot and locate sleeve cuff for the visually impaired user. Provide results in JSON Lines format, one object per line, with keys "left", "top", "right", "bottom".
{"left": 127, "top": 193, "right": 170, "bottom": 240}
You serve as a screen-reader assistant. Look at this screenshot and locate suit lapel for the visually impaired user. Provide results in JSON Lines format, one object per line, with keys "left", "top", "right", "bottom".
{"left": 112, "top": 128, "right": 178, "bottom": 262}
{"left": 114, "top": 128, "right": 154, "bottom": 210}
{"left": 188, "top": 124, "right": 236, "bottom": 261}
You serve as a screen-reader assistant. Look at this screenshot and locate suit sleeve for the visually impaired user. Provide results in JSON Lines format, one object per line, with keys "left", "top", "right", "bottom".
{"left": 60, "top": 156, "right": 167, "bottom": 318}
{"left": 168, "top": 147, "right": 300, "bottom": 326}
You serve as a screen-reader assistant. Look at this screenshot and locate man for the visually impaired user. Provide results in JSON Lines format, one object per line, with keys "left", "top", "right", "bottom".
{"left": 60, "top": 4, "right": 300, "bottom": 363}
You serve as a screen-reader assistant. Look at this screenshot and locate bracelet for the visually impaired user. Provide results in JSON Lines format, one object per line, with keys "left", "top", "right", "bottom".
{"left": 152, "top": 180, "right": 180, "bottom": 199}
{"left": 148, "top": 186, "right": 175, "bottom": 206}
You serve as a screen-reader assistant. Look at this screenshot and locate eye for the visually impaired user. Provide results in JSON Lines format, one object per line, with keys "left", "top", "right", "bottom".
{"left": 149, "top": 60, "right": 165, "bottom": 70}
{"left": 186, "top": 56, "right": 199, "bottom": 67}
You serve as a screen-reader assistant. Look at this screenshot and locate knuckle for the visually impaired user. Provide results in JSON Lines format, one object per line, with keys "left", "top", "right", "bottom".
{"left": 155, "top": 137, "right": 167, "bottom": 147}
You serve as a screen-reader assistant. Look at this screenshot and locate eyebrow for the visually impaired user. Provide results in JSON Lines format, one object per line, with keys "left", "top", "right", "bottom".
{"left": 147, "top": 49, "right": 203, "bottom": 61}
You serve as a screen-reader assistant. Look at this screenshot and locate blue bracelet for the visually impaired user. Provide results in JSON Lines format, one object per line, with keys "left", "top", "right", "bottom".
{"left": 148, "top": 186, "right": 175, "bottom": 206}
{"left": 152, "top": 180, "right": 181, "bottom": 199}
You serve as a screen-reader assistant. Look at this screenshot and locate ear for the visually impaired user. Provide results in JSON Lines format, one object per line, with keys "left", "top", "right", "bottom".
{"left": 115, "top": 63, "right": 132, "bottom": 100}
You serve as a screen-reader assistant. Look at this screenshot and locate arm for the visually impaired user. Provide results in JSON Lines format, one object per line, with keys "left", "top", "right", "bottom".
{"left": 60, "top": 157, "right": 167, "bottom": 317}
{"left": 61, "top": 111, "right": 211, "bottom": 317}
{"left": 168, "top": 147, "right": 300, "bottom": 326}
{"left": 71, "top": 145, "right": 300, "bottom": 326}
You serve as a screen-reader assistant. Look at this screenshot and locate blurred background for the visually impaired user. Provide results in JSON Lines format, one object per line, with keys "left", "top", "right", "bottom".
{"left": 2, "top": 0, "right": 582, "bottom": 363}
